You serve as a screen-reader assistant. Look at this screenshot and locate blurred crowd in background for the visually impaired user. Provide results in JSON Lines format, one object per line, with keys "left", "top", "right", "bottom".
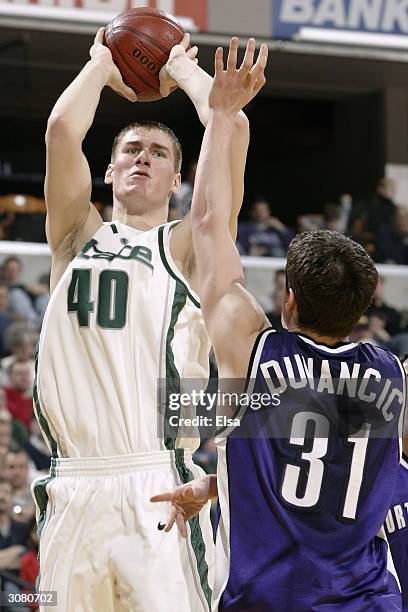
{"left": 169, "top": 165, "right": 408, "bottom": 265}
{"left": 1, "top": 171, "right": 408, "bottom": 265}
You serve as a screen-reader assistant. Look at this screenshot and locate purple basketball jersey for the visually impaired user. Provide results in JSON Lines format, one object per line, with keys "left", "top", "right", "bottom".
{"left": 386, "top": 454, "right": 408, "bottom": 611}
{"left": 215, "top": 329, "right": 405, "bottom": 611}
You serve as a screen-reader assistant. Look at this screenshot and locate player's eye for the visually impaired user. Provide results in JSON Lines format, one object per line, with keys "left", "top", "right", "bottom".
{"left": 128, "top": 147, "right": 141, "bottom": 154}
{"left": 152, "top": 150, "right": 165, "bottom": 158}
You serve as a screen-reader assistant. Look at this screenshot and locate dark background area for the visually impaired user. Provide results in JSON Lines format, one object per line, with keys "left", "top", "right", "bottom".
{"left": 0, "top": 26, "right": 392, "bottom": 226}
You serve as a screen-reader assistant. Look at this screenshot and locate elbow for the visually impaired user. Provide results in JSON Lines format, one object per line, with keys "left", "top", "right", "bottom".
{"left": 191, "top": 203, "right": 217, "bottom": 234}
{"left": 45, "top": 114, "right": 72, "bottom": 146}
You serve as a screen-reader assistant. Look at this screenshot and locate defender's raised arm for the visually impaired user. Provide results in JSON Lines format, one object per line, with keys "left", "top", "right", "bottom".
{"left": 191, "top": 38, "right": 269, "bottom": 377}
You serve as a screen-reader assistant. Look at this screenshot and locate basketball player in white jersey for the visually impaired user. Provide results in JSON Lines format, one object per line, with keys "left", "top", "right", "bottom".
{"left": 32, "top": 28, "right": 266, "bottom": 612}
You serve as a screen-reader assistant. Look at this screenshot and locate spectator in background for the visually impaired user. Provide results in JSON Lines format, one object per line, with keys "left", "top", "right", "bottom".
{"left": 0, "top": 476, "right": 30, "bottom": 602}
{"left": 168, "top": 201, "right": 181, "bottom": 222}
{"left": 20, "top": 516, "right": 39, "bottom": 608}
{"left": 5, "top": 361, "right": 33, "bottom": 433}
{"left": 266, "top": 269, "right": 286, "bottom": 331}
{"left": 33, "top": 272, "right": 50, "bottom": 323}
{"left": 337, "top": 193, "right": 353, "bottom": 234}
{"left": 349, "top": 316, "right": 378, "bottom": 344}
{"left": 274, "top": 269, "right": 286, "bottom": 294}
{"left": 0, "top": 282, "right": 13, "bottom": 358}
{"left": 366, "top": 277, "right": 406, "bottom": 337}
{"left": 375, "top": 206, "right": 408, "bottom": 264}
{"left": 364, "top": 277, "right": 408, "bottom": 355}
{"left": 238, "top": 199, "right": 293, "bottom": 257}
{"left": 172, "top": 159, "right": 197, "bottom": 217}
{"left": 322, "top": 202, "right": 342, "bottom": 232}
{"left": 266, "top": 290, "right": 284, "bottom": 331}
{"left": 23, "top": 418, "right": 50, "bottom": 474}
{"left": 0, "top": 257, "right": 38, "bottom": 325}
{"left": 350, "top": 177, "right": 397, "bottom": 260}
{"left": 2, "top": 323, "right": 37, "bottom": 386}
{"left": 6, "top": 450, "right": 35, "bottom": 524}
{"left": 0, "top": 407, "right": 12, "bottom": 466}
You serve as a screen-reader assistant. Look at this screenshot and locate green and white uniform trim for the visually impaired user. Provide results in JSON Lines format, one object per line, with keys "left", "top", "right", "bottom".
{"left": 33, "top": 220, "right": 213, "bottom": 608}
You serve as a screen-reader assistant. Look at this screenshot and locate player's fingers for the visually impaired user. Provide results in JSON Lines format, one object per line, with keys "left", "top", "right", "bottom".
{"left": 239, "top": 38, "right": 255, "bottom": 76}
{"left": 227, "top": 37, "right": 239, "bottom": 72}
{"left": 252, "top": 75, "right": 267, "bottom": 96}
{"left": 150, "top": 492, "right": 174, "bottom": 503}
{"left": 214, "top": 47, "right": 224, "bottom": 78}
{"left": 249, "top": 43, "right": 268, "bottom": 83}
{"left": 180, "top": 32, "right": 190, "bottom": 50}
{"left": 94, "top": 27, "right": 105, "bottom": 45}
{"left": 186, "top": 46, "right": 198, "bottom": 61}
{"left": 159, "top": 81, "right": 170, "bottom": 97}
{"left": 164, "top": 505, "right": 178, "bottom": 532}
{"left": 119, "top": 84, "right": 138, "bottom": 102}
{"left": 179, "top": 485, "right": 194, "bottom": 501}
{"left": 176, "top": 511, "right": 188, "bottom": 538}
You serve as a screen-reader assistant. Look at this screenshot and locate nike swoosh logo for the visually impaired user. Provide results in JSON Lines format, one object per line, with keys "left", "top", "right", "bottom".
{"left": 157, "top": 522, "right": 166, "bottom": 531}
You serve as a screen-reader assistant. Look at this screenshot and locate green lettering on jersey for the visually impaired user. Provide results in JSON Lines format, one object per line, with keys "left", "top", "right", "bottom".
{"left": 67, "top": 269, "right": 129, "bottom": 329}
{"left": 78, "top": 241, "right": 153, "bottom": 270}
{"left": 97, "top": 270, "right": 129, "bottom": 329}
{"left": 67, "top": 269, "right": 94, "bottom": 326}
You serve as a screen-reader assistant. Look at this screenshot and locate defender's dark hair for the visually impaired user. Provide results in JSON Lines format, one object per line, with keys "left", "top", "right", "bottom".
{"left": 285, "top": 231, "right": 378, "bottom": 338}
{"left": 111, "top": 120, "right": 182, "bottom": 172}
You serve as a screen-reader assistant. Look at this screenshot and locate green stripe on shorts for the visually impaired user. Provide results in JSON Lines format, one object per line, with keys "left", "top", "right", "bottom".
{"left": 175, "top": 449, "right": 212, "bottom": 610}
{"left": 33, "top": 345, "right": 58, "bottom": 455}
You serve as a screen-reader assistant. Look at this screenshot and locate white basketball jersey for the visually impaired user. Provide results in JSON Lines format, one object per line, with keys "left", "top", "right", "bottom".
{"left": 35, "top": 221, "right": 210, "bottom": 457}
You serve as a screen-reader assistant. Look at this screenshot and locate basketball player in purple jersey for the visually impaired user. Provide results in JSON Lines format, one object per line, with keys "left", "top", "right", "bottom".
{"left": 386, "top": 355, "right": 408, "bottom": 611}
{"left": 152, "top": 40, "right": 406, "bottom": 611}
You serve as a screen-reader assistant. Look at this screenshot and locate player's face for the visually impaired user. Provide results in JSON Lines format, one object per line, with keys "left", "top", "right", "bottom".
{"left": 107, "top": 128, "right": 180, "bottom": 208}
{"left": 9, "top": 362, "right": 31, "bottom": 392}
{"left": 7, "top": 453, "right": 28, "bottom": 488}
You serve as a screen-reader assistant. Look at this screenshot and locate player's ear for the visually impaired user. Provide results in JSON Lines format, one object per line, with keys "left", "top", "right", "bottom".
{"left": 105, "top": 163, "right": 114, "bottom": 184}
{"left": 282, "top": 288, "right": 296, "bottom": 328}
{"left": 171, "top": 172, "right": 181, "bottom": 194}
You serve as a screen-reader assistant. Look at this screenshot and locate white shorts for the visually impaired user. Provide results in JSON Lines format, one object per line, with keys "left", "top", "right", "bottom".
{"left": 32, "top": 449, "right": 214, "bottom": 612}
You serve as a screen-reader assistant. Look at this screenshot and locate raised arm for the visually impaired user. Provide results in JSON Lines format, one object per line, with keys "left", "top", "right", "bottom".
{"left": 192, "top": 39, "right": 270, "bottom": 377}
{"left": 164, "top": 39, "right": 253, "bottom": 269}
{"left": 45, "top": 28, "right": 136, "bottom": 259}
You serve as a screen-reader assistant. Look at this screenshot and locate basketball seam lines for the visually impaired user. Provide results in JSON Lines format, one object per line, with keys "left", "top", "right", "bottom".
{"left": 108, "top": 24, "right": 179, "bottom": 57}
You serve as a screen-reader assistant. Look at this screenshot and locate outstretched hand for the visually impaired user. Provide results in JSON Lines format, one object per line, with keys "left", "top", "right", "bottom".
{"left": 89, "top": 27, "right": 137, "bottom": 102}
{"left": 159, "top": 33, "right": 199, "bottom": 97}
{"left": 150, "top": 476, "right": 212, "bottom": 538}
{"left": 209, "top": 37, "right": 268, "bottom": 115}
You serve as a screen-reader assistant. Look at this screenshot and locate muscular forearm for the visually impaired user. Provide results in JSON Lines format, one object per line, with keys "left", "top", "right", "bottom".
{"left": 192, "top": 110, "right": 234, "bottom": 227}
{"left": 47, "top": 57, "right": 110, "bottom": 143}
{"left": 169, "top": 56, "right": 247, "bottom": 131}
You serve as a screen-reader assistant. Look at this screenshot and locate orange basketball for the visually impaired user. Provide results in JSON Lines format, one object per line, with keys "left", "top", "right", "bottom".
{"left": 104, "top": 8, "right": 185, "bottom": 102}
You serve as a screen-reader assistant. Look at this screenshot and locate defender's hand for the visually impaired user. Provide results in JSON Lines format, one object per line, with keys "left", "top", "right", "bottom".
{"left": 150, "top": 475, "right": 211, "bottom": 538}
{"left": 90, "top": 27, "right": 137, "bottom": 102}
{"left": 209, "top": 37, "right": 268, "bottom": 115}
{"left": 159, "top": 33, "right": 198, "bottom": 97}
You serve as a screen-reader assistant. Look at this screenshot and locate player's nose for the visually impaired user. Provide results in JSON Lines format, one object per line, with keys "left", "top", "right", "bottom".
{"left": 135, "top": 148, "right": 150, "bottom": 166}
